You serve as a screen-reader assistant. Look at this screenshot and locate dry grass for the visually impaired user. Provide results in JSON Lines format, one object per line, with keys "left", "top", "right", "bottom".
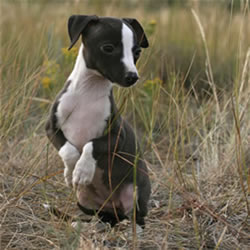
{"left": 1, "top": 1, "right": 250, "bottom": 249}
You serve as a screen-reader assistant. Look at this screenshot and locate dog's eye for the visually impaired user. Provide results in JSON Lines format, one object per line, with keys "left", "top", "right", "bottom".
{"left": 100, "top": 44, "right": 115, "bottom": 54}
{"left": 134, "top": 48, "right": 141, "bottom": 58}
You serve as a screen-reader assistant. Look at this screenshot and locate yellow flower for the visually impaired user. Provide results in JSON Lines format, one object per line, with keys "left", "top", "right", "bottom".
{"left": 61, "top": 47, "right": 70, "bottom": 57}
{"left": 154, "top": 77, "right": 163, "bottom": 85}
{"left": 42, "top": 76, "right": 52, "bottom": 89}
{"left": 62, "top": 47, "right": 78, "bottom": 61}
{"left": 149, "top": 19, "right": 157, "bottom": 26}
{"left": 47, "top": 63, "right": 60, "bottom": 76}
{"left": 70, "top": 47, "right": 78, "bottom": 57}
{"left": 144, "top": 77, "right": 162, "bottom": 88}
{"left": 144, "top": 80, "right": 154, "bottom": 88}
{"left": 42, "top": 58, "right": 59, "bottom": 76}
{"left": 145, "top": 19, "right": 157, "bottom": 36}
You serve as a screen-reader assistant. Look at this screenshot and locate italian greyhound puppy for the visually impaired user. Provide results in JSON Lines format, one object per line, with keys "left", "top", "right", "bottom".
{"left": 46, "top": 15, "right": 151, "bottom": 227}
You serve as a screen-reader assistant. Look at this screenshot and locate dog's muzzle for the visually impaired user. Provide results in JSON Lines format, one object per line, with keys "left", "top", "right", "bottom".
{"left": 124, "top": 72, "right": 139, "bottom": 86}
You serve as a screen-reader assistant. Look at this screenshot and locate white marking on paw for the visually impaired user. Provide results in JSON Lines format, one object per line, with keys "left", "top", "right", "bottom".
{"left": 121, "top": 23, "right": 138, "bottom": 75}
{"left": 73, "top": 142, "right": 96, "bottom": 189}
{"left": 59, "top": 142, "right": 80, "bottom": 186}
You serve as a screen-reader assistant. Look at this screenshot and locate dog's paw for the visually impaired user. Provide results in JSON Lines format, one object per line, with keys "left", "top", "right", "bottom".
{"left": 59, "top": 142, "right": 80, "bottom": 165}
{"left": 72, "top": 142, "right": 96, "bottom": 189}
{"left": 73, "top": 161, "right": 95, "bottom": 187}
{"left": 64, "top": 167, "right": 73, "bottom": 187}
{"left": 59, "top": 142, "right": 80, "bottom": 187}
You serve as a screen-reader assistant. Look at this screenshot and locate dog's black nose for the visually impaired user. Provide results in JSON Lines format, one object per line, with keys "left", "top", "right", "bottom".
{"left": 125, "top": 72, "right": 139, "bottom": 85}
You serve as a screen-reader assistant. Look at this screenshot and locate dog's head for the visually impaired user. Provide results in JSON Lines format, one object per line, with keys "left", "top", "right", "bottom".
{"left": 68, "top": 15, "right": 149, "bottom": 87}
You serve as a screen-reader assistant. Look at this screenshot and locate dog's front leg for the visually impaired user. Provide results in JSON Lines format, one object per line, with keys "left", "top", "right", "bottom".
{"left": 72, "top": 142, "right": 96, "bottom": 190}
{"left": 72, "top": 128, "right": 124, "bottom": 189}
{"left": 59, "top": 142, "right": 80, "bottom": 187}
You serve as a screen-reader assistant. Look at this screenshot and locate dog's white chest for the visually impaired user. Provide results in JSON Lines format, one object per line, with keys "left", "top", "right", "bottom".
{"left": 56, "top": 83, "right": 111, "bottom": 151}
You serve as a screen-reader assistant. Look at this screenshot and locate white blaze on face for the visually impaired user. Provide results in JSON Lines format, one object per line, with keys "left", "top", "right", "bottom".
{"left": 121, "top": 23, "right": 139, "bottom": 75}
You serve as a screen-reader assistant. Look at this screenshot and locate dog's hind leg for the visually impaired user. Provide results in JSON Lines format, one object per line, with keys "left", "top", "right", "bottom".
{"left": 135, "top": 162, "right": 151, "bottom": 228}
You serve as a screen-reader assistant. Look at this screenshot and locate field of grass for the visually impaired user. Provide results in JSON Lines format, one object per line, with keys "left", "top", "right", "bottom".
{"left": 1, "top": 0, "right": 250, "bottom": 249}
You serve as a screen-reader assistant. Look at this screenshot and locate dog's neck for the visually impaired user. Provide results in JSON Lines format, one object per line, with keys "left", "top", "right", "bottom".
{"left": 68, "top": 44, "right": 112, "bottom": 95}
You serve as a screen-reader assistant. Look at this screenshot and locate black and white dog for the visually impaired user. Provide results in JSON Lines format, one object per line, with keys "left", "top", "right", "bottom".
{"left": 46, "top": 15, "right": 151, "bottom": 227}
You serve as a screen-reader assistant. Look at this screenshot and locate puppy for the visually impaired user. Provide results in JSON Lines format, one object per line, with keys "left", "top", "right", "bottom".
{"left": 46, "top": 15, "right": 151, "bottom": 227}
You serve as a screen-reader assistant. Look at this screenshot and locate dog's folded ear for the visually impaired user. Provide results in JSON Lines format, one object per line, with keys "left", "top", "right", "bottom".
{"left": 68, "top": 15, "right": 99, "bottom": 50}
{"left": 122, "top": 18, "right": 149, "bottom": 48}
